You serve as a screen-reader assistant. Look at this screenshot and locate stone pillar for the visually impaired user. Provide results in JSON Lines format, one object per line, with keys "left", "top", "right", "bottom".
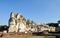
{"left": 16, "top": 13, "right": 20, "bottom": 32}
{"left": 8, "top": 12, "right": 16, "bottom": 32}
{"left": 17, "top": 14, "right": 27, "bottom": 32}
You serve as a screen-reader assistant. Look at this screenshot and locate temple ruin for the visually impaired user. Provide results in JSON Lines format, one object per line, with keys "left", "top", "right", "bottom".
{"left": 8, "top": 12, "right": 27, "bottom": 33}
{"left": 8, "top": 12, "right": 56, "bottom": 33}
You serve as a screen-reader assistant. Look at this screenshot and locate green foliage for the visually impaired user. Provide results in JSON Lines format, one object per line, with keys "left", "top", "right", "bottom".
{"left": 0, "top": 25, "right": 9, "bottom": 31}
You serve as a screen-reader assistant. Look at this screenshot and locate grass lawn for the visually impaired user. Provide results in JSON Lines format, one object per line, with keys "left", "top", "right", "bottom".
{"left": 0, "top": 34, "right": 56, "bottom": 38}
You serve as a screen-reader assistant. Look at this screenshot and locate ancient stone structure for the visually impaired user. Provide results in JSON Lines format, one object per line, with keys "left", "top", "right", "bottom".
{"left": 26, "top": 19, "right": 37, "bottom": 32}
{"left": 37, "top": 24, "right": 49, "bottom": 32}
{"left": 8, "top": 12, "right": 56, "bottom": 33}
{"left": 8, "top": 12, "right": 27, "bottom": 33}
{"left": 16, "top": 13, "right": 27, "bottom": 32}
{"left": 8, "top": 12, "right": 16, "bottom": 32}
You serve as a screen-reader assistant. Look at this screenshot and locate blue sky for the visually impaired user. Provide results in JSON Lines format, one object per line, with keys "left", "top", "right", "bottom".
{"left": 0, "top": 0, "right": 60, "bottom": 25}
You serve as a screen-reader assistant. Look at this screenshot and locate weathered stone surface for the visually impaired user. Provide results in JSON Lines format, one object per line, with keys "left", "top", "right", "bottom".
{"left": 8, "top": 12, "right": 56, "bottom": 33}
{"left": 8, "top": 12, "right": 17, "bottom": 32}
{"left": 8, "top": 12, "right": 27, "bottom": 33}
